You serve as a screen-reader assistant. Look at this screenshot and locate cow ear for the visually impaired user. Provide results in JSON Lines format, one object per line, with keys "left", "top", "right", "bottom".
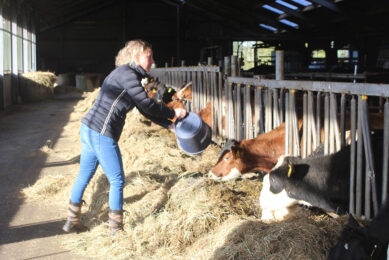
{"left": 231, "top": 142, "right": 241, "bottom": 159}
{"left": 285, "top": 158, "right": 294, "bottom": 178}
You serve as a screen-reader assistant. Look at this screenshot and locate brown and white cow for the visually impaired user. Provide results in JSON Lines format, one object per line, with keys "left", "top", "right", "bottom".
{"left": 209, "top": 123, "right": 291, "bottom": 181}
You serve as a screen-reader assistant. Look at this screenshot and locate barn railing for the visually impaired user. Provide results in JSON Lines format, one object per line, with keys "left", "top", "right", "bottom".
{"left": 151, "top": 66, "right": 389, "bottom": 220}
{"left": 150, "top": 66, "right": 224, "bottom": 144}
{"left": 227, "top": 76, "right": 389, "bottom": 220}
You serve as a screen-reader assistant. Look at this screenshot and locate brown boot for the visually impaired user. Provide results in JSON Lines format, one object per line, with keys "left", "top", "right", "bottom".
{"left": 62, "top": 201, "right": 88, "bottom": 232}
{"left": 108, "top": 209, "right": 123, "bottom": 236}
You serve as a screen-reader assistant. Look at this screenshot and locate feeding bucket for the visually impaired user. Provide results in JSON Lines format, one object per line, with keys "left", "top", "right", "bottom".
{"left": 174, "top": 112, "right": 212, "bottom": 155}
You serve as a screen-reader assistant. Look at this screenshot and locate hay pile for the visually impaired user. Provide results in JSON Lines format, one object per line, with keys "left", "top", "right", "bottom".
{"left": 19, "top": 71, "right": 57, "bottom": 102}
{"left": 21, "top": 89, "right": 347, "bottom": 259}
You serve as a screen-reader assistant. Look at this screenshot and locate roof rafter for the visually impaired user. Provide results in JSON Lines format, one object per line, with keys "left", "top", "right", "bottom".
{"left": 308, "top": 0, "right": 341, "bottom": 13}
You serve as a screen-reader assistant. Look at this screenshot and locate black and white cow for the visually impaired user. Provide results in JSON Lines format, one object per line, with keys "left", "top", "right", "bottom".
{"left": 153, "top": 83, "right": 176, "bottom": 104}
{"left": 259, "top": 130, "right": 384, "bottom": 221}
{"left": 329, "top": 199, "right": 389, "bottom": 260}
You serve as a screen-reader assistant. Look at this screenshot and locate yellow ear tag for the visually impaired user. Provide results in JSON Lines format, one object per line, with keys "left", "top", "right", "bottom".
{"left": 153, "top": 89, "right": 157, "bottom": 93}
{"left": 236, "top": 150, "right": 240, "bottom": 158}
{"left": 168, "top": 88, "right": 172, "bottom": 93}
{"left": 287, "top": 165, "right": 293, "bottom": 178}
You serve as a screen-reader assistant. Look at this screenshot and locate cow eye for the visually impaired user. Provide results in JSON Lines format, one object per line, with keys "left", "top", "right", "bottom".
{"left": 224, "top": 156, "right": 230, "bottom": 161}
{"left": 344, "top": 243, "right": 349, "bottom": 250}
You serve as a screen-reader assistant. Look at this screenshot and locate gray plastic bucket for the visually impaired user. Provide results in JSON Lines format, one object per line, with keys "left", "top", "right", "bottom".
{"left": 174, "top": 112, "right": 212, "bottom": 154}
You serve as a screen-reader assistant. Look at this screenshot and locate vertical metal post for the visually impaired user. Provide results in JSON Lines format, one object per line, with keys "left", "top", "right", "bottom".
{"left": 279, "top": 89, "right": 284, "bottom": 124}
{"left": 340, "top": 94, "right": 346, "bottom": 147}
{"left": 231, "top": 56, "right": 238, "bottom": 77}
{"left": 307, "top": 91, "right": 314, "bottom": 154}
{"left": 254, "top": 87, "right": 260, "bottom": 136}
{"left": 383, "top": 100, "right": 389, "bottom": 203}
{"left": 236, "top": 84, "right": 242, "bottom": 141}
{"left": 273, "top": 89, "right": 280, "bottom": 128}
{"left": 330, "top": 93, "right": 341, "bottom": 152}
{"left": 245, "top": 85, "right": 253, "bottom": 139}
{"left": 285, "top": 92, "right": 289, "bottom": 155}
{"left": 324, "top": 93, "right": 330, "bottom": 154}
{"left": 258, "top": 87, "right": 264, "bottom": 135}
{"left": 302, "top": 92, "right": 308, "bottom": 158}
{"left": 224, "top": 56, "right": 231, "bottom": 76}
{"left": 361, "top": 96, "right": 379, "bottom": 217}
{"left": 349, "top": 96, "right": 357, "bottom": 215}
{"left": 276, "top": 50, "right": 285, "bottom": 80}
{"left": 316, "top": 93, "right": 321, "bottom": 145}
{"left": 356, "top": 96, "right": 363, "bottom": 217}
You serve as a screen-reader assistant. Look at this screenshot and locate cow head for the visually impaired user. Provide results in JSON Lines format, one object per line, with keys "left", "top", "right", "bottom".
{"left": 267, "top": 155, "right": 297, "bottom": 194}
{"left": 209, "top": 139, "right": 244, "bottom": 181}
{"left": 174, "top": 82, "right": 192, "bottom": 101}
{"left": 329, "top": 214, "right": 386, "bottom": 260}
{"left": 150, "top": 83, "right": 176, "bottom": 104}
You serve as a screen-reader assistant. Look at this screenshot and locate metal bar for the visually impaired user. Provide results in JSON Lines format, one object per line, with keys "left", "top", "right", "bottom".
{"left": 330, "top": 93, "right": 341, "bottom": 152}
{"left": 254, "top": 87, "right": 260, "bottom": 136}
{"left": 236, "top": 84, "right": 242, "bottom": 140}
{"left": 383, "top": 100, "right": 389, "bottom": 203}
{"left": 258, "top": 87, "right": 265, "bottom": 135}
{"left": 316, "top": 93, "right": 321, "bottom": 145}
{"left": 329, "top": 93, "right": 335, "bottom": 154}
{"left": 303, "top": 92, "right": 308, "bottom": 158}
{"left": 324, "top": 93, "right": 330, "bottom": 154}
{"left": 289, "top": 91, "right": 294, "bottom": 155}
{"left": 285, "top": 92, "right": 290, "bottom": 155}
{"left": 340, "top": 94, "right": 346, "bottom": 147}
{"left": 361, "top": 96, "right": 379, "bottom": 217}
{"left": 151, "top": 66, "right": 221, "bottom": 72}
{"left": 273, "top": 89, "right": 280, "bottom": 128}
{"left": 227, "top": 77, "right": 389, "bottom": 98}
{"left": 349, "top": 96, "right": 357, "bottom": 215}
{"left": 307, "top": 91, "right": 313, "bottom": 155}
{"left": 279, "top": 89, "right": 284, "bottom": 124}
{"left": 217, "top": 72, "right": 223, "bottom": 139}
{"left": 356, "top": 96, "right": 363, "bottom": 217}
{"left": 291, "top": 90, "right": 300, "bottom": 156}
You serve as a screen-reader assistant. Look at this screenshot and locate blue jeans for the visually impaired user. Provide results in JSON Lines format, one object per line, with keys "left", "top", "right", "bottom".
{"left": 70, "top": 124, "right": 125, "bottom": 210}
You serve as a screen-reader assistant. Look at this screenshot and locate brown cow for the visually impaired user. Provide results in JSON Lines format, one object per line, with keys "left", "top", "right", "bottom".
{"left": 172, "top": 82, "right": 192, "bottom": 101}
{"left": 209, "top": 123, "right": 291, "bottom": 181}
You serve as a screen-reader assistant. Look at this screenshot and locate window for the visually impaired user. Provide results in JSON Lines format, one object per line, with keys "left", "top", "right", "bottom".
{"left": 309, "top": 49, "right": 326, "bottom": 69}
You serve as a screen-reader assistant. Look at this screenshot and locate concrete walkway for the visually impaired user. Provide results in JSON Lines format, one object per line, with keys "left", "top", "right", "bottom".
{"left": 0, "top": 94, "right": 90, "bottom": 260}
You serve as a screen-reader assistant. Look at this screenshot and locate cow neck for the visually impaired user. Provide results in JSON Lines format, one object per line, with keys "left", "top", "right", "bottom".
{"left": 239, "top": 123, "right": 286, "bottom": 173}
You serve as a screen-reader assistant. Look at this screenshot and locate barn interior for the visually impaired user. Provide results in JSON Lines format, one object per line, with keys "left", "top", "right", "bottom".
{"left": 1, "top": 0, "right": 389, "bottom": 259}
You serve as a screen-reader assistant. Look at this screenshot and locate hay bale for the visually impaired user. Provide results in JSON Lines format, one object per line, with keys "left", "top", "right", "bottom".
{"left": 19, "top": 71, "right": 57, "bottom": 102}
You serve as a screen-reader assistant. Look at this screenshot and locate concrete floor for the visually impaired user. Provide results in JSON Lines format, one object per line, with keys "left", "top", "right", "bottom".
{"left": 0, "top": 94, "right": 91, "bottom": 260}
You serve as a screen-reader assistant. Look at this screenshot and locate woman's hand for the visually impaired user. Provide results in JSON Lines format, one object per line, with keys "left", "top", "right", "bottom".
{"left": 174, "top": 108, "right": 187, "bottom": 119}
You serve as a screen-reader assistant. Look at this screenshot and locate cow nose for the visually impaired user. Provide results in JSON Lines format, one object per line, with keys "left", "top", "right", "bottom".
{"left": 208, "top": 171, "right": 221, "bottom": 180}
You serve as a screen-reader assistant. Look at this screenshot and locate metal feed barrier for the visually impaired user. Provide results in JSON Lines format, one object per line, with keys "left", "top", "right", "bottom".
{"left": 151, "top": 66, "right": 389, "bottom": 220}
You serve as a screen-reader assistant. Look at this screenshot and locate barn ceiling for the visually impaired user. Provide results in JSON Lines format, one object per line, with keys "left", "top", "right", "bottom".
{"left": 22, "top": 0, "right": 389, "bottom": 41}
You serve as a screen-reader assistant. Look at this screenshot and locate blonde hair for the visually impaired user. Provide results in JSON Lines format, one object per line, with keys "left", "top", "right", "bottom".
{"left": 115, "top": 39, "right": 152, "bottom": 67}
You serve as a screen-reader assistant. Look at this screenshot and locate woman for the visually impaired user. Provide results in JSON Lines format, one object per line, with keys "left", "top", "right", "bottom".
{"left": 63, "top": 40, "right": 186, "bottom": 235}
